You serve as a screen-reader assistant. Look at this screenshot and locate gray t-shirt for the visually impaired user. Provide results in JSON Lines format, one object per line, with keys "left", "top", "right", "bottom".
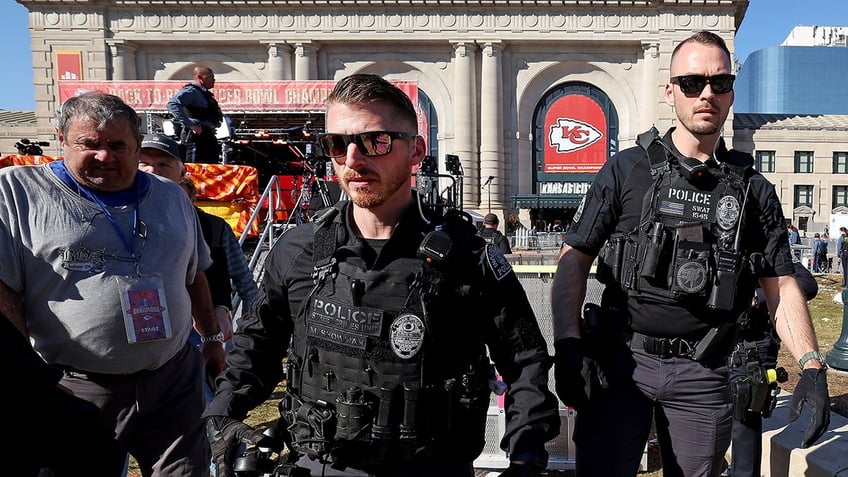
{"left": 0, "top": 164, "right": 212, "bottom": 374}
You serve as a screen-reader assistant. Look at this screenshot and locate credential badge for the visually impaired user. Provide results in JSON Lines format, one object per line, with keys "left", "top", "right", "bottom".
{"left": 389, "top": 313, "right": 425, "bottom": 359}
{"left": 716, "top": 195, "right": 740, "bottom": 230}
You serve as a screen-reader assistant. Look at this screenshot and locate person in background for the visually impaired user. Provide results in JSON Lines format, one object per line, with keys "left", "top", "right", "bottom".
{"left": 479, "top": 212, "right": 513, "bottom": 255}
{"left": 727, "top": 262, "right": 818, "bottom": 477}
{"left": 203, "top": 73, "right": 560, "bottom": 477}
{"left": 788, "top": 224, "right": 801, "bottom": 245}
{"left": 167, "top": 66, "right": 223, "bottom": 163}
{"left": 812, "top": 233, "right": 827, "bottom": 273}
{"left": 838, "top": 227, "right": 848, "bottom": 287}
{"left": 139, "top": 133, "right": 257, "bottom": 399}
{"left": 551, "top": 31, "right": 829, "bottom": 476}
{"left": 506, "top": 213, "right": 522, "bottom": 234}
{"left": 0, "top": 92, "right": 225, "bottom": 476}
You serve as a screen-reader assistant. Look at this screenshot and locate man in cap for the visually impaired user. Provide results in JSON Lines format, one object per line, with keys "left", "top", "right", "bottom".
{"left": 139, "top": 133, "right": 257, "bottom": 361}
{"left": 479, "top": 213, "right": 513, "bottom": 255}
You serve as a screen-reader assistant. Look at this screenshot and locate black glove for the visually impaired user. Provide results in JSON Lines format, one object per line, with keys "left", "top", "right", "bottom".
{"left": 498, "top": 462, "right": 544, "bottom": 477}
{"left": 553, "top": 337, "right": 593, "bottom": 411}
{"left": 787, "top": 368, "right": 831, "bottom": 448}
{"left": 206, "top": 416, "right": 273, "bottom": 477}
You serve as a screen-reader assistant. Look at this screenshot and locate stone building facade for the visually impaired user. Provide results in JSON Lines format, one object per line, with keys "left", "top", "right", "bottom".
{"left": 18, "top": 0, "right": 749, "bottom": 226}
{"left": 734, "top": 113, "right": 848, "bottom": 235}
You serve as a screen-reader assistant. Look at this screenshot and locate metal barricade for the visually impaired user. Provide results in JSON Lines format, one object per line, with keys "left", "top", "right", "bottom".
{"left": 475, "top": 269, "right": 605, "bottom": 471}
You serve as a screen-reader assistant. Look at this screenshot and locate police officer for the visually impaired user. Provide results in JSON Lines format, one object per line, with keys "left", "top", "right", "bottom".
{"left": 167, "top": 66, "right": 223, "bottom": 163}
{"left": 728, "top": 261, "right": 817, "bottom": 477}
{"left": 204, "top": 74, "right": 560, "bottom": 477}
{"left": 479, "top": 213, "right": 513, "bottom": 255}
{"left": 551, "top": 31, "right": 830, "bottom": 476}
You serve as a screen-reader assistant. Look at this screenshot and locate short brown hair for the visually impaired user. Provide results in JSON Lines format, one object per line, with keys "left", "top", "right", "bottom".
{"left": 671, "top": 31, "right": 732, "bottom": 69}
{"left": 326, "top": 74, "right": 418, "bottom": 132}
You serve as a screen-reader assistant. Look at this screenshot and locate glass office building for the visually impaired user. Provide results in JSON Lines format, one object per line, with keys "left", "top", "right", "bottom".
{"left": 735, "top": 45, "right": 848, "bottom": 114}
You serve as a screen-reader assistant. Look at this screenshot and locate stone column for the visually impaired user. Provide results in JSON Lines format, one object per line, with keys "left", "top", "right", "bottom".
{"left": 265, "top": 42, "right": 293, "bottom": 80}
{"left": 452, "top": 41, "right": 478, "bottom": 209}
{"left": 107, "top": 40, "right": 137, "bottom": 80}
{"left": 294, "top": 42, "right": 319, "bottom": 80}
{"left": 480, "top": 41, "right": 505, "bottom": 213}
{"left": 641, "top": 41, "right": 660, "bottom": 131}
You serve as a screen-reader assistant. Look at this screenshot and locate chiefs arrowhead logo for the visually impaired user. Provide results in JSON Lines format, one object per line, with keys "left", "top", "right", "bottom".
{"left": 549, "top": 118, "right": 603, "bottom": 153}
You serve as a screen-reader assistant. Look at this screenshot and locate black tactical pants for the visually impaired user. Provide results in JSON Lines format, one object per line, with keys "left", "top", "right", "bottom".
{"left": 573, "top": 345, "right": 732, "bottom": 477}
{"left": 183, "top": 127, "right": 220, "bottom": 163}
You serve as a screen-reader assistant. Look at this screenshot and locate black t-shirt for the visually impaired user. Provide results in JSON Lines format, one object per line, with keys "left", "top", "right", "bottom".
{"left": 565, "top": 129, "right": 794, "bottom": 337}
{"left": 479, "top": 227, "right": 512, "bottom": 255}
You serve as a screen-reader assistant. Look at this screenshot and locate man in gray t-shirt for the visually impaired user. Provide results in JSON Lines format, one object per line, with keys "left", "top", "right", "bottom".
{"left": 0, "top": 92, "right": 225, "bottom": 477}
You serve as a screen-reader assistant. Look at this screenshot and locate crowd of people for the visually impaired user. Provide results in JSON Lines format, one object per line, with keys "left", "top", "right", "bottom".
{"left": 0, "top": 30, "right": 836, "bottom": 477}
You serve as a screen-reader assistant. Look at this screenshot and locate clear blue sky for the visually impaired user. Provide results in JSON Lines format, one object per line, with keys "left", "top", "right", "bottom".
{"left": 1, "top": 0, "right": 847, "bottom": 111}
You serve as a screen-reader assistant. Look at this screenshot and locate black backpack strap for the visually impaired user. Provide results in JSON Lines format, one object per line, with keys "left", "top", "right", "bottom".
{"left": 310, "top": 202, "right": 346, "bottom": 281}
{"left": 636, "top": 126, "right": 669, "bottom": 178}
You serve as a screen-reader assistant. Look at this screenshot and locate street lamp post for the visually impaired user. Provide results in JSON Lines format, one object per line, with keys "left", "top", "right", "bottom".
{"left": 482, "top": 175, "right": 494, "bottom": 213}
{"left": 827, "top": 287, "right": 848, "bottom": 370}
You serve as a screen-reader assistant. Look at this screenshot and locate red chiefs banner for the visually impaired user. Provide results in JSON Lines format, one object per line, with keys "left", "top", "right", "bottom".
{"left": 543, "top": 94, "right": 608, "bottom": 173}
{"left": 58, "top": 80, "right": 418, "bottom": 113}
{"left": 56, "top": 51, "right": 83, "bottom": 81}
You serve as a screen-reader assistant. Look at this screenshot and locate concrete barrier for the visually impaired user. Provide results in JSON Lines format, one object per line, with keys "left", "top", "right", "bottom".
{"left": 759, "top": 390, "right": 848, "bottom": 476}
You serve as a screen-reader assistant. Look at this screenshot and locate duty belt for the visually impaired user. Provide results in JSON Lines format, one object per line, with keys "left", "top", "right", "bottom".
{"left": 629, "top": 331, "right": 697, "bottom": 359}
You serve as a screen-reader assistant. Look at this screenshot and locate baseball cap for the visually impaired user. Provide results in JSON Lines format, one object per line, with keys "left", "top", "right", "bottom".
{"left": 483, "top": 213, "right": 499, "bottom": 225}
{"left": 141, "top": 134, "right": 183, "bottom": 161}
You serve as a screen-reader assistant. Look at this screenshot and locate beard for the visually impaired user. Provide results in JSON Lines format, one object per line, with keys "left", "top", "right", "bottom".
{"left": 681, "top": 101, "right": 725, "bottom": 136}
{"left": 340, "top": 161, "right": 412, "bottom": 209}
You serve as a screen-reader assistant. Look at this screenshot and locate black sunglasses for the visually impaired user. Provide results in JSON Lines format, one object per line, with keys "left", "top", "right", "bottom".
{"left": 670, "top": 74, "right": 735, "bottom": 95}
{"left": 316, "top": 131, "right": 418, "bottom": 159}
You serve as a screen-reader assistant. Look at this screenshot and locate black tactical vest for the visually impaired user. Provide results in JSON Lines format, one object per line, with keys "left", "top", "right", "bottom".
{"left": 183, "top": 83, "right": 222, "bottom": 127}
{"left": 598, "top": 128, "right": 755, "bottom": 317}
{"left": 284, "top": 204, "right": 493, "bottom": 469}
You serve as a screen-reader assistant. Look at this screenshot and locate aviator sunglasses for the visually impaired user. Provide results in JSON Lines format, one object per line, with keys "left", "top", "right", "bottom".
{"left": 670, "top": 74, "right": 736, "bottom": 95}
{"left": 317, "top": 131, "right": 418, "bottom": 159}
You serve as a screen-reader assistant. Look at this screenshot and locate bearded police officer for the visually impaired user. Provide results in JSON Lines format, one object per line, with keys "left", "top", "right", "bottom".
{"left": 204, "top": 74, "right": 560, "bottom": 477}
{"left": 551, "top": 31, "right": 830, "bottom": 477}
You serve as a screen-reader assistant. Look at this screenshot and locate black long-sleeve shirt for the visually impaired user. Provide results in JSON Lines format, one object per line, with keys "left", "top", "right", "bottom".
{"left": 205, "top": 198, "right": 559, "bottom": 462}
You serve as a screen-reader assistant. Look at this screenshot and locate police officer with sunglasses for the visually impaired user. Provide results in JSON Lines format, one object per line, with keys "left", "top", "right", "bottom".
{"left": 552, "top": 31, "right": 830, "bottom": 476}
{"left": 204, "top": 74, "right": 560, "bottom": 477}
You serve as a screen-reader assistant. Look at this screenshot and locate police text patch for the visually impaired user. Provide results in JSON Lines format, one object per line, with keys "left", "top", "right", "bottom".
{"left": 307, "top": 297, "right": 383, "bottom": 348}
{"left": 659, "top": 187, "right": 717, "bottom": 223}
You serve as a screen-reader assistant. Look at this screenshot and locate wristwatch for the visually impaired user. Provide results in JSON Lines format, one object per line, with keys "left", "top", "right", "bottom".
{"left": 798, "top": 350, "right": 828, "bottom": 370}
{"left": 200, "top": 330, "right": 225, "bottom": 344}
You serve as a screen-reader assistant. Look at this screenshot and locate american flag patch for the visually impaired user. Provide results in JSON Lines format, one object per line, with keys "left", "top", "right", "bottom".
{"left": 659, "top": 201, "right": 684, "bottom": 216}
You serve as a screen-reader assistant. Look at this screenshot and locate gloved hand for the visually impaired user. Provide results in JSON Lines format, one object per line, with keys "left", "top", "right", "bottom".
{"left": 206, "top": 416, "right": 273, "bottom": 477}
{"left": 553, "top": 337, "right": 590, "bottom": 411}
{"left": 498, "top": 462, "right": 544, "bottom": 477}
{"left": 787, "top": 368, "right": 831, "bottom": 448}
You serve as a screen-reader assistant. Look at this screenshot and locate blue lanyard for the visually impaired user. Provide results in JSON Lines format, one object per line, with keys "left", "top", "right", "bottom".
{"left": 80, "top": 187, "right": 140, "bottom": 258}
{"left": 53, "top": 163, "right": 143, "bottom": 259}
